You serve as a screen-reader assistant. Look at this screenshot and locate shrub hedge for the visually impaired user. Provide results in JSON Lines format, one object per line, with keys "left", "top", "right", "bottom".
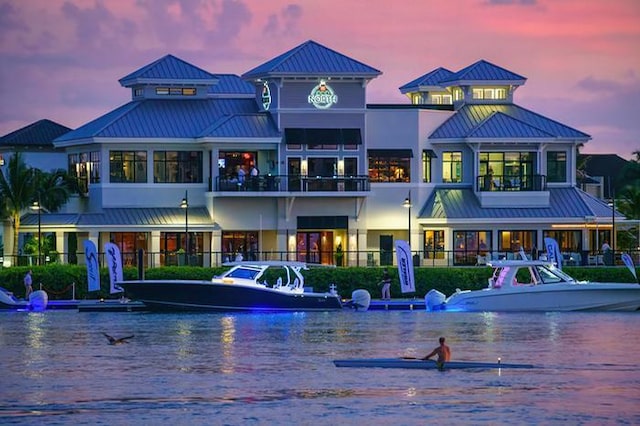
{"left": 1, "top": 264, "right": 638, "bottom": 301}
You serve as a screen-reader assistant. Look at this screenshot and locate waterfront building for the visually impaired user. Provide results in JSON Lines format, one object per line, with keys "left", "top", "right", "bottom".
{"left": 1, "top": 40, "right": 621, "bottom": 267}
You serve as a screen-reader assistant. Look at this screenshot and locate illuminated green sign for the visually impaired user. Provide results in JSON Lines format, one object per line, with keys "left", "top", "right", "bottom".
{"left": 308, "top": 80, "right": 337, "bottom": 109}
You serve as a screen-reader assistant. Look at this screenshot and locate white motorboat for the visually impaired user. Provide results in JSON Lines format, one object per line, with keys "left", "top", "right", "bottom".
{"left": 119, "top": 261, "right": 370, "bottom": 312}
{"left": 426, "top": 260, "right": 640, "bottom": 312}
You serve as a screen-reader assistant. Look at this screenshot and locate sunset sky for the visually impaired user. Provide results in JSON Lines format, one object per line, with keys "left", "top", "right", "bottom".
{"left": 1, "top": 0, "right": 639, "bottom": 158}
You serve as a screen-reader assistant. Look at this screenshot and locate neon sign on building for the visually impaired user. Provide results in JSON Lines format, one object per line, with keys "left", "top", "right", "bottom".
{"left": 308, "top": 80, "right": 338, "bottom": 109}
{"left": 261, "top": 81, "right": 272, "bottom": 110}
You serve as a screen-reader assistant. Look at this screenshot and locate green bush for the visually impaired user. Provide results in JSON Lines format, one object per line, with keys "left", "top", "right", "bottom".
{"left": 0, "top": 264, "right": 637, "bottom": 301}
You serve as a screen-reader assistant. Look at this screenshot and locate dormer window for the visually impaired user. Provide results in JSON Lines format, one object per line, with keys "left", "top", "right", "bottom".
{"left": 134, "top": 88, "right": 144, "bottom": 97}
{"left": 472, "top": 88, "right": 507, "bottom": 100}
{"left": 155, "top": 87, "right": 197, "bottom": 96}
{"left": 432, "top": 94, "right": 452, "bottom": 105}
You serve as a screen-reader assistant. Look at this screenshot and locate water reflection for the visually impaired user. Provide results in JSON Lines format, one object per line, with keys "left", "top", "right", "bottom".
{"left": 1, "top": 310, "right": 638, "bottom": 424}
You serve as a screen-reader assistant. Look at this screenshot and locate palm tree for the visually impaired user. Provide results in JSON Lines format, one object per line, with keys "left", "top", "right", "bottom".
{"left": 0, "top": 152, "right": 74, "bottom": 261}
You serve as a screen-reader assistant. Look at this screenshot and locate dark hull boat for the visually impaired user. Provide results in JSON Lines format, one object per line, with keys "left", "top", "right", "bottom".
{"left": 119, "top": 261, "right": 345, "bottom": 312}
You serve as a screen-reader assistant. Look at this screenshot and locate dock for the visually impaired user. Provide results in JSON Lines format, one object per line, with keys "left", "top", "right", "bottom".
{"left": 39, "top": 298, "right": 426, "bottom": 312}
{"left": 368, "top": 299, "right": 426, "bottom": 311}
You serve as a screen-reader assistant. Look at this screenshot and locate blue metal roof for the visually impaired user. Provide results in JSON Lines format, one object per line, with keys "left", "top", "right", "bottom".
{"left": 1, "top": 119, "right": 71, "bottom": 146}
{"left": 398, "top": 67, "right": 454, "bottom": 93}
{"left": 242, "top": 40, "right": 382, "bottom": 79}
{"left": 440, "top": 60, "right": 526, "bottom": 85}
{"left": 55, "top": 99, "right": 279, "bottom": 141}
{"left": 22, "top": 208, "right": 213, "bottom": 227}
{"left": 430, "top": 104, "right": 590, "bottom": 140}
{"left": 208, "top": 74, "right": 255, "bottom": 95}
{"left": 468, "top": 112, "right": 555, "bottom": 138}
{"left": 420, "top": 187, "right": 622, "bottom": 220}
{"left": 199, "top": 114, "right": 280, "bottom": 138}
{"left": 119, "top": 54, "right": 219, "bottom": 87}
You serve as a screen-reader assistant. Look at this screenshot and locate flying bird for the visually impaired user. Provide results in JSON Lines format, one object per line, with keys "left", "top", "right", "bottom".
{"left": 103, "top": 332, "right": 134, "bottom": 345}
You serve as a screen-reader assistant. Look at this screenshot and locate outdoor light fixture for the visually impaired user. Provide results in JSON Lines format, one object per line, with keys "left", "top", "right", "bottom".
{"left": 403, "top": 191, "right": 412, "bottom": 245}
{"left": 30, "top": 198, "right": 42, "bottom": 265}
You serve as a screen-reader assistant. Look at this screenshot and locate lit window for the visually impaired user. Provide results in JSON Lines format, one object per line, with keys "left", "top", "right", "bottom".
{"left": 442, "top": 151, "right": 462, "bottom": 183}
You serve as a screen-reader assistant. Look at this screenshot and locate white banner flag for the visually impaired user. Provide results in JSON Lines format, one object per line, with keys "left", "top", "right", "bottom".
{"left": 544, "top": 237, "right": 562, "bottom": 270}
{"left": 83, "top": 240, "right": 100, "bottom": 292}
{"left": 395, "top": 240, "right": 415, "bottom": 293}
{"left": 104, "top": 242, "right": 124, "bottom": 294}
{"left": 621, "top": 253, "right": 637, "bottom": 281}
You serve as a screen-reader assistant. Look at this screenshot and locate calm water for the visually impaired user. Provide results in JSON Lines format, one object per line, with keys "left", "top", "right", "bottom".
{"left": 1, "top": 309, "right": 639, "bottom": 425}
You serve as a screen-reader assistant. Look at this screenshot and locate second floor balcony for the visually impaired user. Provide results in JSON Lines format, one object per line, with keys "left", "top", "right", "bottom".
{"left": 476, "top": 174, "right": 547, "bottom": 192}
{"left": 211, "top": 174, "right": 371, "bottom": 195}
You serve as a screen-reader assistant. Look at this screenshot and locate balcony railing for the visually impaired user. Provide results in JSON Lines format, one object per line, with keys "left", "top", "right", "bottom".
{"left": 214, "top": 174, "right": 371, "bottom": 192}
{"left": 476, "top": 174, "right": 547, "bottom": 192}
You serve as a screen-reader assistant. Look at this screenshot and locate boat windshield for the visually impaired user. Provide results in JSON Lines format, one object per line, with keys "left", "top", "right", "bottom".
{"left": 535, "top": 265, "right": 565, "bottom": 284}
{"left": 226, "top": 268, "right": 261, "bottom": 280}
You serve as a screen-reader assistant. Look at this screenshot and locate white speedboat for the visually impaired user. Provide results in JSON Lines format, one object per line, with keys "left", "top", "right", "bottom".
{"left": 119, "top": 261, "right": 368, "bottom": 312}
{"left": 426, "top": 260, "right": 640, "bottom": 312}
{"left": 0, "top": 287, "right": 48, "bottom": 311}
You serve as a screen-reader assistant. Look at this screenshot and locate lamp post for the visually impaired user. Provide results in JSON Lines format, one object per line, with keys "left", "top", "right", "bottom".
{"left": 611, "top": 186, "right": 615, "bottom": 265}
{"left": 403, "top": 191, "right": 412, "bottom": 246}
{"left": 31, "top": 197, "right": 41, "bottom": 265}
{"left": 180, "top": 191, "right": 189, "bottom": 265}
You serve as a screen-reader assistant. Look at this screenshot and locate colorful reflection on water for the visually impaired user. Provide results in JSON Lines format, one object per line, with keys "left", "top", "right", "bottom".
{"left": 1, "top": 310, "right": 639, "bottom": 424}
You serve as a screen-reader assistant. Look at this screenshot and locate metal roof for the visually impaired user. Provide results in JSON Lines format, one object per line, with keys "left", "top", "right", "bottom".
{"left": 119, "top": 54, "right": 219, "bottom": 87}
{"left": 439, "top": 59, "right": 526, "bottom": 85}
{"left": 199, "top": 114, "right": 281, "bottom": 138}
{"left": 21, "top": 207, "right": 212, "bottom": 228}
{"left": 208, "top": 74, "right": 255, "bottom": 95}
{"left": 429, "top": 104, "right": 590, "bottom": 140}
{"left": 242, "top": 40, "right": 382, "bottom": 79}
{"left": 398, "top": 67, "right": 454, "bottom": 93}
{"left": 55, "top": 99, "right": 278, "bottom": 142}
{"left": 420, "top": 187, "right": 623, "bottom": 220}
{"left": 1, "top": 119, "right": 71, "bottom": 147}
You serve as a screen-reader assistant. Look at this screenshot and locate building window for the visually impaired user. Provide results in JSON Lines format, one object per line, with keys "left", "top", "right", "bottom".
{"left": 154, "top": 151, "right": 202, "bottom": 183}
{"left": 287, "top": 144, "right": 302, "bottom": 151}
{"left": 547, "top": 151, "right": 567, "bottom": 183}
{"left": 544, "top": 230, "right": 581, "bottom": 252}
{"left": 368, "top": 153, "right": 411, "bottom": 183}
{"left": 160, "top": 232, "right": 203, "bottom": 266}
{"left": 222, "top": 231, "right": 259, "bottom": 262}
{"left": 134, "top": 88, "right": 143, "bottom": 97}
{"left": 155, "top": 87, "right": 196, "bottom": 96}
{"left": 424, "top": 230, "right": 445, "bottom": 259}
{"left": 308, "top": 143, "right": 338, "bottom": 150}
{"left": 431, "top": 94, "right": 452, "bottom": 104}
{"left": 109, "top": 151, "right": 147, "bottom": 183}
{"left": 479, "top": 151, "right": 535, "bottom": 190}
{"left": 109, "top": 232, "right": 148, "bottom": 267}
{"left": 442, "top": 151, "right": 462, "bottom": 183}
{"left": 422, "top": 150, "right": 436, "bottom": 183}
{"left": 498, "top": 230, "right": 537, "bottom": 253}
{"left": 69, "top": 151, "right": 101, "bottom": 194}
{"left": 472, "top": 88, "right": 507, "bottom": 100}
{"left": 453, "top": 230, "right": 492, "bottom": 265}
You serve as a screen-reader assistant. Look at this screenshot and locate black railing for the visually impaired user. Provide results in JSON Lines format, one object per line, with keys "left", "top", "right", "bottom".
{"left": 476, "top": 174, "right": 547, "bottom": 192}
{"left": 3, "top": 249, "right": 637, "bottom": 269}
{"left": 214, "top": 174, "right": 371, "bottom": 192}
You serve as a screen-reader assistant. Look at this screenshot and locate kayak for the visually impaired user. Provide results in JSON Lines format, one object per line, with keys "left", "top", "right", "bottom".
{"left": 333, "top": 358, "right": 536, "bottom": 370}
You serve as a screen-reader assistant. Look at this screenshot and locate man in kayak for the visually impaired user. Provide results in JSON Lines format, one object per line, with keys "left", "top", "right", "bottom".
{"left": 422, "top": 337, "right": 451, "bottom": 369}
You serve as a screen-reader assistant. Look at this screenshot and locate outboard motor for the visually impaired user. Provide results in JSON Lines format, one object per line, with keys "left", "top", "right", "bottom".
{"left": 29, "top": 290, "right": 48, "bottom": 312}
{"left": 350, "top": 289, "right": 371, "bottom": 311}
{"left": 425, "top": 289, "right": 446, "bottom": 311}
